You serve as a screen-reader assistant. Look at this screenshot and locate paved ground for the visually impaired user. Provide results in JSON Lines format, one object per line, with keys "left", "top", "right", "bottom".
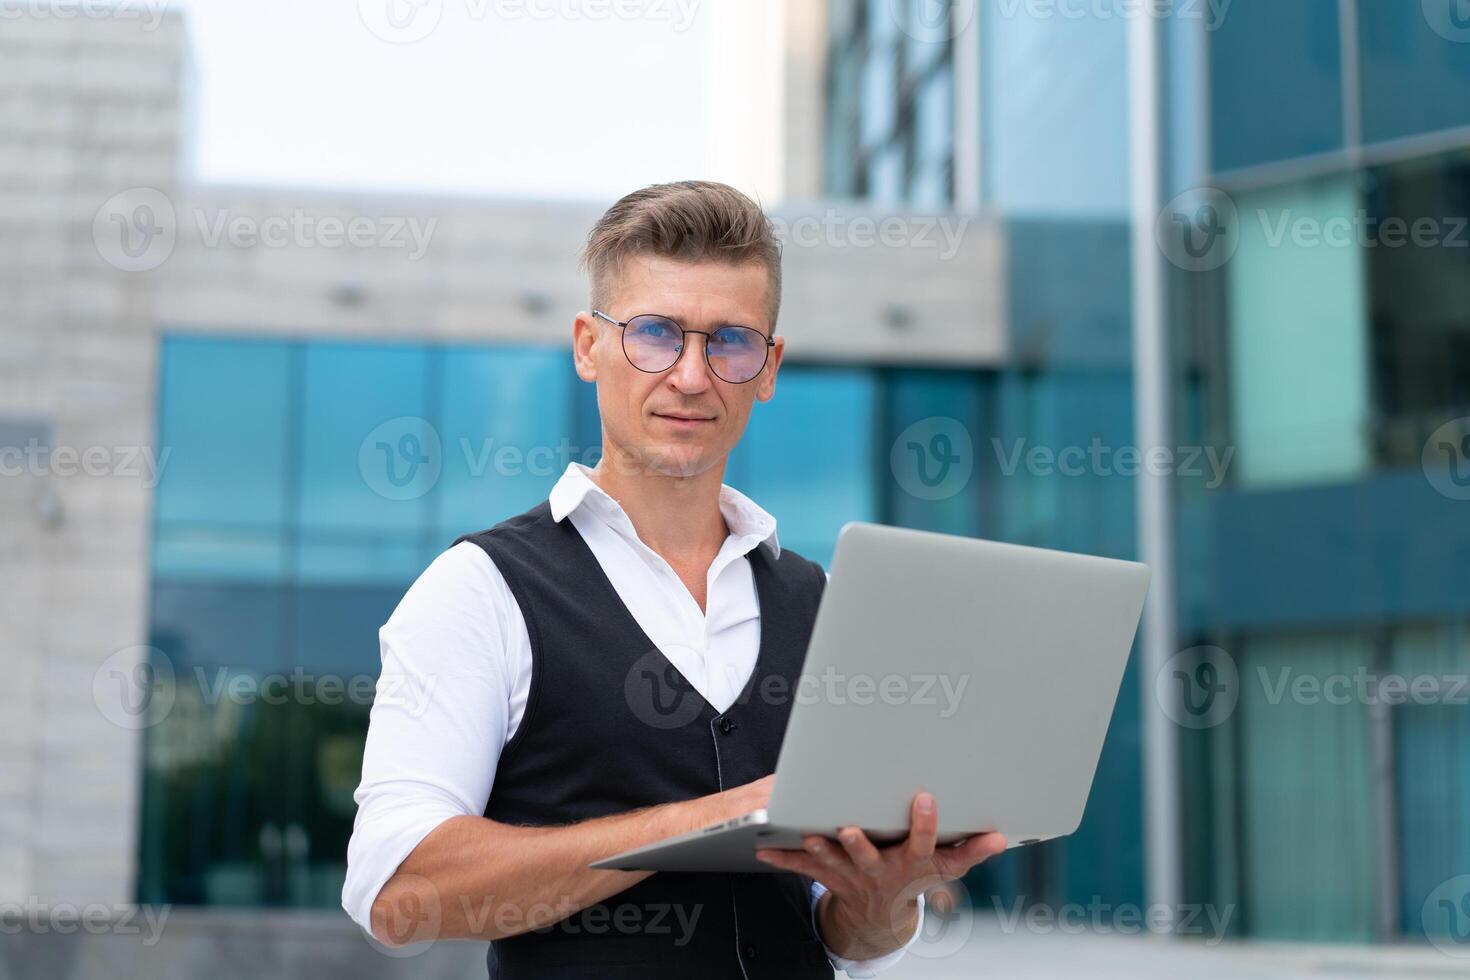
{"left": 4, "top": 908, "right": 1463, "bottom": 979}
{"left": 885, "top": 914, "right": 1464, "bottom": 980}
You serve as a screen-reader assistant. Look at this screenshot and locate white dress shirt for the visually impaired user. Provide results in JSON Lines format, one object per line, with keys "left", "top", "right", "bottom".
{"left": 343, "top": 461, "right": 923, "bottom": 976}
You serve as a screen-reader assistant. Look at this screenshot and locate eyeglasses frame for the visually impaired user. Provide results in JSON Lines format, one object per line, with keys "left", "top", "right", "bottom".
{"left": 591, "top": 309, "right": 775, "bottom": 385}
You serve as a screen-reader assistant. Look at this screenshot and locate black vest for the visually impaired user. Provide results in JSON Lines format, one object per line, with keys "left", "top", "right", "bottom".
{"left": 453, "top": 501, "right": 836, "bottom": 980}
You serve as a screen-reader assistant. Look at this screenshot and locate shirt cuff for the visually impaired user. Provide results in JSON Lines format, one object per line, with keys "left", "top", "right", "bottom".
{"left": 809, "top": 879, "right": 926, "bottom": 977}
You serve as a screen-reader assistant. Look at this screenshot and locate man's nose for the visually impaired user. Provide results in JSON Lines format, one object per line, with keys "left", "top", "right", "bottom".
{"left": 668, "top": 332, "right": 713, "bottom": 389}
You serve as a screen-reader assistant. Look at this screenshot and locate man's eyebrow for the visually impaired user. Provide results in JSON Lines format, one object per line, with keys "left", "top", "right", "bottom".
{"left": 654, "top": 311, "right": 765, "bottom": 331}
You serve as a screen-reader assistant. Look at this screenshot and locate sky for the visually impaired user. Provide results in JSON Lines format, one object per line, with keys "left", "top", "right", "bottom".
{"left": 175, "top": 0, "right": 712, "bottom": 202}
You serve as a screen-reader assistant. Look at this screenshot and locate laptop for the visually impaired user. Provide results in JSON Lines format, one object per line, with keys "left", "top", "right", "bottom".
{"left": 591, "top": 521, "right": 1151, "bottom": 873}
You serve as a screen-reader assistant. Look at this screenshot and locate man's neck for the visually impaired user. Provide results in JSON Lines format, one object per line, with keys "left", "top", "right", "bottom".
{"left": 588, "top": 448, "right": 730, "bottom": 566}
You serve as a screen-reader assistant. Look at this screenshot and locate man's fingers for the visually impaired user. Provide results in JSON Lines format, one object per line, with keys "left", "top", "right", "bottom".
{"left": 755, "top": 847, "right": 806, "bottom": 876}
{"left": 968, "top": 831, "right": 1008, "bottom": 859}
{"left": 755, "top": 848, "right": 845, "bottom": 894}
{"left": 904, "top": 792, "right": 939, "bottom": 863}
{"left": 835, "top": 827, "right": 884, "bottom": 876}
{"left": 800, "top": 834, "right": 859, "bottom": 884}
{"left": 934, "top": 831, "right": 1008, "bottom": 877}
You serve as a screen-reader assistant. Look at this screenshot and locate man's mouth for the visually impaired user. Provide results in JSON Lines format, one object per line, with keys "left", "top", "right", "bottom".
{"left": 653, "top": 412, "right": 715, "bottom": 427}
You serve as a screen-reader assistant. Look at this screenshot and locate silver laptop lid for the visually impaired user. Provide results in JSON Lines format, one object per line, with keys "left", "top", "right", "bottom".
{"left": 766, "top": 522, "right": 1150, "bottom": 840}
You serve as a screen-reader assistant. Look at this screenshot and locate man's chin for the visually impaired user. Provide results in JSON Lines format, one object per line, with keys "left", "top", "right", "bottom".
{"left": 612, "top": 441, "right": 719, "bottom": 480}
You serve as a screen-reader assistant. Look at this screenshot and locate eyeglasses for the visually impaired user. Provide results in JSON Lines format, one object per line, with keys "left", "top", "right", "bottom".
{"left": 592, "top": 310, "right": 774, "bottom": 385}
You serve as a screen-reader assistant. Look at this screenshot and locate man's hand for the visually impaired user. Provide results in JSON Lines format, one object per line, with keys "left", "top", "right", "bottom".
{"left": 753, "top": 792, "right": 1006, "bottom": 961}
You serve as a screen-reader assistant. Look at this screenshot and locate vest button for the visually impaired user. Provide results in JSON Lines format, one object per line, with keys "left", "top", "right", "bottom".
{"left": 718, "top": 716, "right": 737, "bottom": 735}
{"left": 742, "top": 942, "right": 758, "bottom": 959}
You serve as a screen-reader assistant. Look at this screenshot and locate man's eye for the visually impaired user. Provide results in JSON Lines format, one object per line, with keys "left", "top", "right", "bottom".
{"left": 635, "top": 320, "right": 675, "bottom": 338}
{"left": 712, "top": 327, "right": 753, "bottom": 347}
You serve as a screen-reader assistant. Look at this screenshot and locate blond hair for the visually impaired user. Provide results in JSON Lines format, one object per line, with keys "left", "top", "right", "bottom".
{"left": 580, "top": 180, "right": 782, "bottom": 327}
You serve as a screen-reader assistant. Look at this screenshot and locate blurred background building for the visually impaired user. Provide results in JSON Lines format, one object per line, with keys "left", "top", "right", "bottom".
{"left": 819, "top": 0, "right": 1470, "bottom": 949}
{"left": 2, "top": 0, "right": 1468, "bottom": 977}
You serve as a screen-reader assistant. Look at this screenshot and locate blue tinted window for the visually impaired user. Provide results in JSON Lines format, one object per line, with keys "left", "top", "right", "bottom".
{"left": 884, "top": 369, "right": 992, "bottom": 537}
{"left": 824, "top": 37, "right": 865, "bottom": 198}
{"left": 298, "top": 341, "right": 433, "bottom": 534}
{"left": 1062, "top": 652, "right": 1144, "bottom": 909}
{"left": 1233, "top": 633, "right": 1378, "bottom": 941}
{"left": 728, "top": 368, "right": 879, "bottom": 566}
{"left": 903, "top": 6, "right": 947, "bottom": 77}
{"left": 152, "top": 526, "right": 287, "bottom": 583}
{"left": 436, "top": 345, "right": 576, "bottom": 541}
{"left": 1394, "top": 622, "right": 1470, "bottom": 938}
{"left": 296, "top": 533, "right": 425, "bottom": 587}
{"left": 571, "top": 367, "right": 604, "bottom": 455}
{"left": 865, "top": 0, "right": 897, "bottom": 44}
{"left": 1006, "top": 219, "right": 1133, "bottom": 367}
{"left": 993, "top": 369, "right": 1136, "bottom": 561}
{"left": 867, "top": 143, "right": 905, "bottom": 205}
{"left": 981, "top": 4, "right": 1129, "bottom": 214}
{"left": 1163, "top": 7, "right": 1211, "bottom": 198}
{"left": 860, "top": 42, "right": 897, "bottom": 148}
{"left": 909, "top": 63, "right": 953, "bottom": 208}
{"left": 150, "top": 581, "right": 287, "bottom": 673}
{"left": 155, "top": 336, "right": 292, "bottom": 528}
{"left": 1358, "top": 0, "right": 1470, "bottom": 144}
{"left": 293, "top": 585, "right": 407, "bottom": 676}
{"left": 1209, "top": 0, "right": 1343, "bottom": 171}
{"left": 1225, "top": 175, "right": 1370, "bottom": 487}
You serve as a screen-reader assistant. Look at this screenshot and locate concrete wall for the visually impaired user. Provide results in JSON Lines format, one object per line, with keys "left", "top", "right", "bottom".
{"left": 150, "top": 188, "right": 1005, "bottom": 364}
{"left": 0, "top": 8, "right": 188, "bottom": 909}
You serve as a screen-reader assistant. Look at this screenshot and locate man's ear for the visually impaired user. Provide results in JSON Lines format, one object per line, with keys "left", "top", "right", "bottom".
{"left": 573, "top": 311, "right": 599, "bottom": 382}
{"left": 755, "top": 334, "right": 784, "bottom": 402}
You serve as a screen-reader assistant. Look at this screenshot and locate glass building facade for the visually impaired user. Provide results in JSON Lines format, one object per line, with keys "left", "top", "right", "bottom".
{"left": 825, "top": 0, "right": 1470, "bottom": 948}
{"left": 1166, "top": 0, "right": 1470, "bottom": 945}
{"left": 825, "top": 0, "right": 1143, "bottom": 920}
{"left": 824, "top": 0, "right": 957, "bottom": 206}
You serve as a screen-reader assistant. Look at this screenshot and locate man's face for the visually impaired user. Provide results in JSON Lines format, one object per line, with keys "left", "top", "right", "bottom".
{"left": 573, "top": 254, "right": 784, "bottom": 478}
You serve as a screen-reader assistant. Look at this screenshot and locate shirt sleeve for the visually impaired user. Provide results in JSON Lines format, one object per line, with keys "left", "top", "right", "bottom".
{"left": 340, "top": 541, "right": 529, "bottom": 935}
{"left": 810, "top": 879, "right": 926, "bottom": 977}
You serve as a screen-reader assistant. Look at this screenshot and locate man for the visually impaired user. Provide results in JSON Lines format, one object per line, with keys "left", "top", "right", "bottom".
{"left": 343, "top": 181, "right": 1006, "bottom": 978}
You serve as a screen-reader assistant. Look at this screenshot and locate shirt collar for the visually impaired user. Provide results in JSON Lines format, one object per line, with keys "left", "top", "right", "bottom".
{"left": 548, "top": 461, "right": 781, "bottom": 559}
